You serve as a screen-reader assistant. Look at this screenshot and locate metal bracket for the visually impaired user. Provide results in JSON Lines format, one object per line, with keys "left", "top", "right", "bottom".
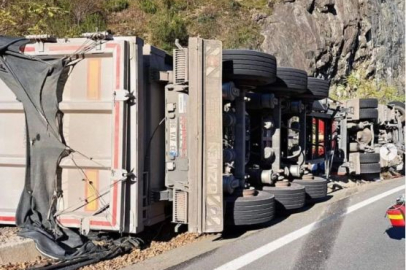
{"left": 114, "top": 89, "right": 130, "bottom": 101}
{"left": 338, "top": 107, "right": 350, "bottom": 114}
{"left": 80, "top": 217, "right": 91, "bottom": 235}
{"left": 111, "top": 169, "right": 128, "bottom": 181}
{"left": 166, "top": 84, "right": 188, "bottom": 92}
{"left": 152, "top": 189, "right": 173, "bottom": 202}
{"left": 174, "top": 223, "right": 183, "bottom": 233}
{"left": 155, "top": 70, "right": 174, "bottom": 83}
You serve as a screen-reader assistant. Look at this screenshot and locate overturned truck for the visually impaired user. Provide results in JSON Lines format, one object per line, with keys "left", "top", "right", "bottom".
{"left": 0, "top": 35, "right": 402, "bottom": 259}
{"left": 329, "top": 98, "right": 405, "bottom": 179}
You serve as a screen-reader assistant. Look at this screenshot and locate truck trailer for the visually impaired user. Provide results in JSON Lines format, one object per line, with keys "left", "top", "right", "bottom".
{"left": 0, "top": 34, "right": 402, "bottom": 261}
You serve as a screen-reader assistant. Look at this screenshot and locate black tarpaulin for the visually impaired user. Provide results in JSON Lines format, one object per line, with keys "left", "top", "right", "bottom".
{"left": 0, "top": 37, "right": 137, "bottom": 265}
{"left": 0, "top": 36, "right": 87, "bottom": 258}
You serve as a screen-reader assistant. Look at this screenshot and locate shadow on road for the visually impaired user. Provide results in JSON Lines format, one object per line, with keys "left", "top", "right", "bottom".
{"left": 219, "top": 215, "right": 290, "bottom": 240}
{"left": 386, "top": 227, "right": 405, "bottom": 240}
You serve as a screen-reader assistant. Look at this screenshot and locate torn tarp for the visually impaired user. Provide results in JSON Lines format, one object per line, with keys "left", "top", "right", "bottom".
{"left": 0, "top": 36, "right": 137, "bottom": 263}
{"left": 0, "top": 36, "right": 87, "bottom": 258}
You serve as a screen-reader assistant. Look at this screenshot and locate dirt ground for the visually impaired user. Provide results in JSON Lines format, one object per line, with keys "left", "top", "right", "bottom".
{"left": 81, "top": 232, "right": 206, "bottom": 270}
{"left": 0, "top": 226, "right": 52, "bottom": 270}
{"left": 0, "top": 223, "right": 207, "bottom": 270}
{"left": 0, "top": 226, "right": 21, "bottom": 245}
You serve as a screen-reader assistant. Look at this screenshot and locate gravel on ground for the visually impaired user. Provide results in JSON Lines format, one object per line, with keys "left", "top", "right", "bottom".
{"left": 81, "top": 233, "right": 206, "bottom": 270}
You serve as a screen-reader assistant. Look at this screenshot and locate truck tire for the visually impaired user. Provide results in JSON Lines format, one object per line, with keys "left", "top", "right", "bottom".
{"left": 359, "top": 153, "right": 380, "bottom": 163}
{"left": 388, "top": 101, "right": 405, "bottom": 123}
{"left": 257, "top": 67, "right": 308, "bottom": 95}
{"left": 359, "top": 98, "right": 378, "bottom": 109}
{"left": 359, "top": 108, "right": 378, "bottom": 120}
{"left": 360, "top": 163, "right": 381, "bottom": 174}
{"left": 223, "top": 50, "right": 277, "bottom": 87}
{"left": 262, "top": 183, "right": 305, "bottom": 211}
{"left": 307, "top": 77, "right": 330, "bottom": 99}
{"left": 225, "top": 191, "right": 275, "bottom": 226}
{"left": 388, "top": 101, "right": 405, "bottom": 109}
{"left": 292, "top": 177, "right": 328, "bottom": 200}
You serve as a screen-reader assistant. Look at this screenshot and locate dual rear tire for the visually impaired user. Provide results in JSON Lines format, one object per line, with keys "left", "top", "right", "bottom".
{"left": 293, "top": 177, "right": 328, "bottom": 200}
{"left": 262, "top": 183, "right": 306, "bottom": 211}
{"left": 223, "top": 50, "right": 277, "bottom": 87}
{"left": 359, "top": 153, "right": 381, "bottom": 174}
{"left": 225, "top": 191, "right": 275, "bottom": 226}
{"left": 358, "top": 98, "right": 379, "bottom": 120}
{"left": 223, "top": 50, "right": 330, "bottom": 100}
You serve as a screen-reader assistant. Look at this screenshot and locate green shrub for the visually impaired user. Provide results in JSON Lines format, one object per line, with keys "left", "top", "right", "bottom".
{"left": 139, "top": 0, "right": 158, "bottom": 14}
{"left": 0, "top": 0, "right": 271, "bottom": 52}
{"left": 79, "top": 13, "right": 107, "bottom": 33}
{"left": 240, "top": 0, "right": 268, "bottom": 9}
{"left": 106, "top": 0, "right": 130, "bottom": 12}
{"left": 331, "top": 70, "right": 405, "bottom": 104}
{"left": 0, "top": 2, "right": 72, "bottom": 36}
{"left": 223, "top": 23, "right": 263, "bottom": 49}
{"left": 161, "top": 0, "right": 188, "bottom": 13}
{"left": 197, "top": 11, "right": 217, "bottom": 24}
{"left": 151, "top": 13, "right": 188, "bottom": 51}
{"left": 229, "top": 0, "right": 242, "bottom": 11}
{"left": 189, "top": 7, "right": 219, "bottom": 39}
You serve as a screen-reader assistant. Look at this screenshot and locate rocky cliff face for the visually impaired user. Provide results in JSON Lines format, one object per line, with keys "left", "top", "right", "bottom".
{"left": 258, "top": 0, "right": 405, "bottom": 90}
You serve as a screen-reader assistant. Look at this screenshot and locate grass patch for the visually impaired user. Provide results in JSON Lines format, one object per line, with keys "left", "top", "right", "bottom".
{"left": 0, "top": 0, "right": 273, "bottom": 52}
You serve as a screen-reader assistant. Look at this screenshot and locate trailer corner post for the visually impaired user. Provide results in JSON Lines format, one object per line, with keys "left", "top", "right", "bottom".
{"left": 187, "top": 38, "right": 224, "bottom": 233}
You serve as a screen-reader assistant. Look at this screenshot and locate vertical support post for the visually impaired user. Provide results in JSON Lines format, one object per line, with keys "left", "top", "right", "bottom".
{"left": 299, "top": 110, "right": 307, "bottom": 160}
{"left": 201, "top": 39, "right": 223, "bottom": 233}
{"left": 187, "top": 38, "right": 203, "bottom": 233}
{"left": 340, "top": 117, "right": 348, "bottom": 162}
{"left": 272, "top": 98, "right": 282, "bottom": 172}
{"left": 234, "top": 90, "right": 246, "bottom": 185}
{"left": 186, "top": 37, "right": 223, "bottom": 233}
{"left": 306, "top": 116, "right": 312, "bottom": 160}
{"left": 324, "top": 118, "right": 330, "bottom": 177}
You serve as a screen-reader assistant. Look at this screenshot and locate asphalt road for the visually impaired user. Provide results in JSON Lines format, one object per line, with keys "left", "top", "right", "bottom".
{"left": 169, "top": 178, "right": 405, "bottom": 270}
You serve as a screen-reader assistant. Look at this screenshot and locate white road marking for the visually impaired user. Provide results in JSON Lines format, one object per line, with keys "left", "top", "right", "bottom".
{"left": 215, "top": 184, "right": 405, "bottom": 270}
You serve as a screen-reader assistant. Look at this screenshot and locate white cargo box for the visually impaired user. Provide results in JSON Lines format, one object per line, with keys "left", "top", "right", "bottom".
{"left": 0, "top": 37, "right": 166, "bottom": 233}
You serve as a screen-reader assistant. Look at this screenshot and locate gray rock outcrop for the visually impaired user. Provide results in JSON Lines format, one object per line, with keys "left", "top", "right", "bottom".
{"left": 259, "top": 0, "right": 404, "bottom": 90}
